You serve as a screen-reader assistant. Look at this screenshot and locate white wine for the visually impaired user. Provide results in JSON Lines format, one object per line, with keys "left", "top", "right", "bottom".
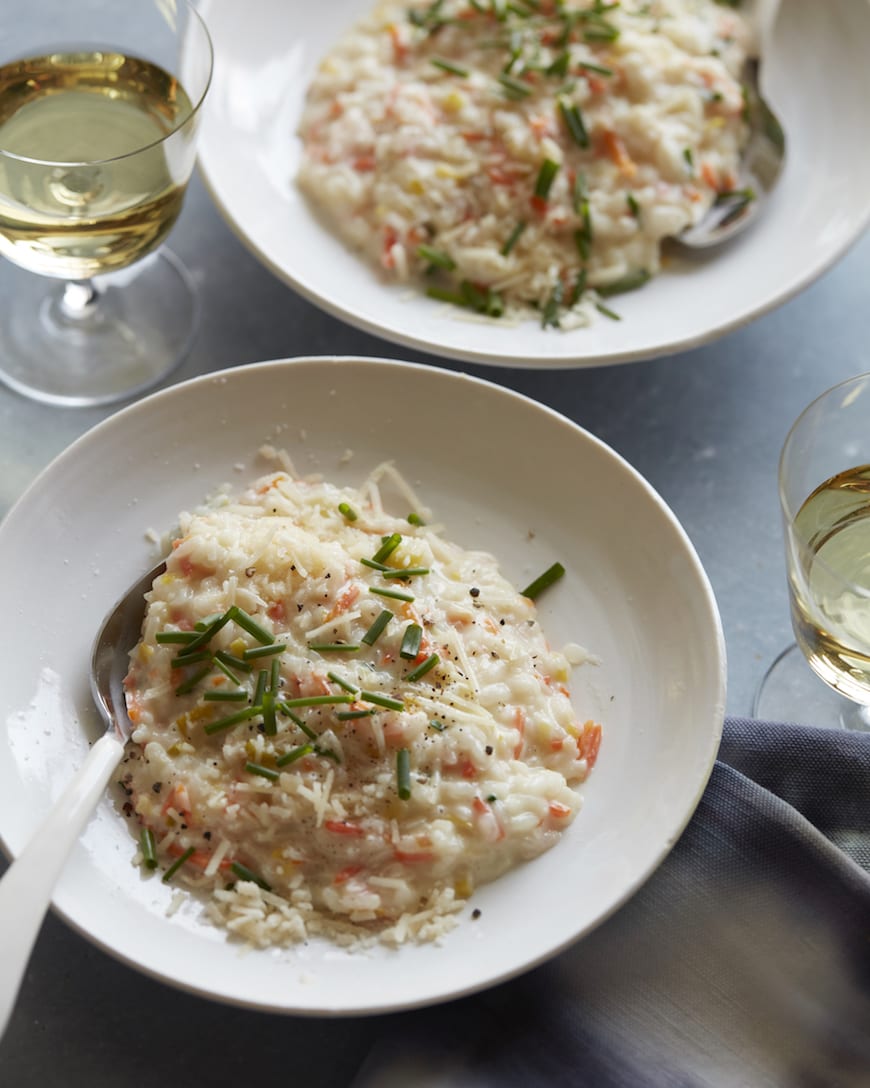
{"left": 787, "top": 463, "right": 870, "bottom": 702}
{"left": 0, "top": 50, "right": 195, "bottom": 278}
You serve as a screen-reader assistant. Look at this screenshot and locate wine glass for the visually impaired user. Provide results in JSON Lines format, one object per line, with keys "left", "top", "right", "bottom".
{"left": 0, "top": 0, "right": 212, "bottom": 407}
{"left": 754, "top": 372, "right": 870, "bottom": 731}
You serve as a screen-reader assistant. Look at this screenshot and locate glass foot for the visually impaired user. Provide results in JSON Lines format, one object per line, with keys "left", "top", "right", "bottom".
{"left": 752, "top": 642, "right": 870, "bottom": 731}
{"left": 0, "top": 248, "right": 199, "bottom": 408}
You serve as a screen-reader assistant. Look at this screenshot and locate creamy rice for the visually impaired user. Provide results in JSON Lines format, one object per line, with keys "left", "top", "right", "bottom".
{"left": 297, "top": 0, "right": 753, "bottom": 327}
{"left": 123, "top": 463, "right": 601, "bottom": 947}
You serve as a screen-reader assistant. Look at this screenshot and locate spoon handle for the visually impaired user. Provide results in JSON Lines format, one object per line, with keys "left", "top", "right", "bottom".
{"left": 0, "top": 731, "right": 125, "bottom": 1040}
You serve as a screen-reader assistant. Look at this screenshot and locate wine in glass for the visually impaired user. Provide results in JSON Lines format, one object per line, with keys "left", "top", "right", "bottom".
{"left": 0, "top": 0, "right": 212, "bottom": 406}
{"left": 755, "top": 372, "right": 870, "bottom": 730}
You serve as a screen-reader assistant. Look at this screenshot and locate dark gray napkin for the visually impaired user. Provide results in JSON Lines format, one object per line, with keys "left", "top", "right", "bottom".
{"left": 353, "top": 717, "right": 870, "bottom": 1088}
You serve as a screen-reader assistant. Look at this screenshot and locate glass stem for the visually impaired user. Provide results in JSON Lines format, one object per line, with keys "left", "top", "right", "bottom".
{"left": 60, "top": 280, "right": 100, "bottom": 320}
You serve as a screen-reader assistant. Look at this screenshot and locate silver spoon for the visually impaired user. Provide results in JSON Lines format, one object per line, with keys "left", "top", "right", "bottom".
{"left": 677, "top": 55, "right": 786, "bottom": 249}
{"left": 0, "top": 558, "right": 166, "bottom": 1040}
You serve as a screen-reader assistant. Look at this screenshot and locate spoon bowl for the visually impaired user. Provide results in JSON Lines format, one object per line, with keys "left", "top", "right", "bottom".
{"left": 0, "top": 558, "right": 165, "bottom": 1041}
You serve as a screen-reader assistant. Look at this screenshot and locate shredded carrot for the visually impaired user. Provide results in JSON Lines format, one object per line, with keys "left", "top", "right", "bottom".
{"left": 387, "top": 23, "right": 408, "bottom": 62}
{"left": 530, "top": 194, "right": 549, "bottom": 215}
{"left": 326, "top": 582, "right": 361, "bottom": 621}
{"left": 701, "top": 161, "right": 719, "bottom": 190}
{"left": 578, "top": 720, "right": 602, "bottom": 767}
{"left": 549, "top": 801, "right": 572, "bottom": 819}
{"left": 324, "top": 819, "right": 366, "bottom": 837}
{"left": 513, "top": 706, "right": 526, "bottom": 759}
{"left": 600, "top": 130, "right": 636, "bottom": 176}
{"left": 267, "top": 600, "right": 286, "bottom": 622}
{"left": 333, "top": 864, "right": 364, "bottom": 884}
{"left": 394, "top": 848, "right": 435, "bottom": 863}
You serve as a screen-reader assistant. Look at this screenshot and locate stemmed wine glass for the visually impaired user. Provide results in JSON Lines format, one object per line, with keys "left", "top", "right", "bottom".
{"left": 0, "top": 0, "right": 212, "bottom": 407}
{"left": 754, "top": 372, "right": 870, "bottom": 731}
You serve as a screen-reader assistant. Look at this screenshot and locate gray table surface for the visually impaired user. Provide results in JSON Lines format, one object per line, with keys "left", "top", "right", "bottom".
{"left": 1, "top": 157, "right": 869, "bottom": 1082}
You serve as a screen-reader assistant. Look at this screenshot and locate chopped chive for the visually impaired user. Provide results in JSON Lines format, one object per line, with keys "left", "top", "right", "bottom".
{"left": 315, "top": 746, "right": 341, "bottom": 764}
{"left": 397, "top": 748, "right": 412, "bottom": 800}
{"left": 595, "top": 301, "right": 621, "bottom": 320}
{"left": 162, "top": 846, "right": 195, "bottom": 884}
{"left": 242, "top": 643, "right": 286, "bottom": 661}
{"left": 405, "top": 653, "right": 440, "bottom": 682}
{"left": 428, "top": 719, "right": 447, "bottom": 732}
{"left": 203, "top": 689, "right": 248, "bottom": 702}
{"left": 336, "top": 709, "right": 375, "bottom": 720}
{"left": 626, "top": 192, "right": 641, "bottom": 218}
{"left": 194, "top": 612, "right": 224, "bottom": 631}
{"left": 583, "top": 21, "right": 619, "bottom": 42}
{"left": 578, "top": 60, "right": 614, "bottom": 76}
{"left": 276, "top": 744, "right": 314, "bottom": 767}
{"left": 174, "top": 664, "right": 212, "bottom": 696}
{"left": 546, "top": 50, "right": 571, "bottom": 77}
{"left": 417, "top": 244, "right": 457, "bottom": 271}
{"left": 279, "top": 694, "right": 354, "bottom": 708}
{"left": 372, "top": 533, "right": 402, "bottom": 564}
{"left": 262, "top": 690, "right": 277, "bottom": 736}
{"left": 253, "top": 669, "right": 268, "bottom": 707}
{"left": 683, "top": 147, "right": 694, "bottom": 170}
{"left": 407, "top": 512, "right": 426, "bottom": 526}
{"left": 156, "top": 630, "right": 197, "bottom": 645}
{"left": 572, "top": 170, "right": 589, "bottom": 215}
{"left": 534, "top": 158, "right": 560, "bottom": 200}
{"left": 230, "top": 861, "right": 271, "bottom": 891}
{"left": 558, "top": 100, "right": 589, "bottom": 148}
{"left": 170, "top": 649, "right": 212, "bottom": 668}
{"left": 486, "top": 794, "right": 498, "bottom": 803}
{"left": 361, "top": 557, "right": 390, "bottom": 571}
{"left": 541, "top": 280, "right": 564, "bottom": 329}
{"left": 497, "top": 72, "right": 532, "bottom": 98}
{"left": 226, "top": 605, "right": 273, "bottom": 645}
{"left": 270, "top": 656, "right": 281, "bottom": 693}
{"left": 213, "top": 657, "right": 243, "bottom": 685}
{"left": 328, "top": 670, "right": 359, "bottom": 694}
{"left": 430, "top": 57, "right": 470, "bottom": 77}
{"left": 382, "top": 567, "right": 430, "bottom": 579}
{"left": 278, "top": 704, "right": 318, "bottom": 739}
{"left": 360, "top": 690, "right": 405, "bottom": 711}
{"left": 501, "top": 220, "right": 527, "bottom": 256}
{"left": 521, "top": 561, "right": 565, "bottom": 599}
{"left": 361, "top": 609, "right": 393, "bottom": 645}
{"left": 214, "top": 650, "right": 253, "bottom": 674}
{"left": 176, "top": 611, "right": 231, "bottom": 656}
{"left": 569, "top": 268, "right": 588, "bottom": 307}
{"left": 338, "top": 502, "right": 358, "bottom": 521}
{"left": 596, "top": 269, "right": 651, "bottom": 297}
{"left": 426, "top": 285, "right": 468, "bottom": 307}
{"left": 203, "top": 705, "right": 262, "bottom": 736}
{"left": 140, "top": 827, "right": 158, "bottom": 870}
{"left": 400, "top": 623, "right": 423, "bottom": 660}
{"left": 370, "top": 586, "right": 415, "bottom": 602}
{"left": 246, "top": 760, "right": 279, "bottom": 782}
{"left": 309, "top": 643, "right": 361, "bottom": 653}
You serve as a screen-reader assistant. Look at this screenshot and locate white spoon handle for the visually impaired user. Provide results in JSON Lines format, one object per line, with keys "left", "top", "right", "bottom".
{"left": 0, "top": 731, "right": 125, "bottom": 1040}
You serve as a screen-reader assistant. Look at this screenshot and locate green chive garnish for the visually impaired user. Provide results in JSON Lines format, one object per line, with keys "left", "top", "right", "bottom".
{"left": 417, "top": 244, "right": 457, "bottom": 271}
{"left": 405, "top": 654, "right": 440, "bottom": 682}
{"left": 501, "top": 220, "right": 527, "bottom": 256}
{"left": 430, "top": 57, "right": 470, "bottom": 77}
{"left": 227, "top": 605, "right": 273, "bottom": 645}
{"left": 156, "top": 630, "right": 197, "bottom": 645}
{"left": 214, "top": 650, "right": 253, "bottom": 674}
{"left": 360, "top": 690, "right": 405, "bottom": 711}
{"left": 140, "top": 827, "right": 158, "bottom": 870}
{"left": 559, "top": 101, "right": 589, "bottom": 148}
{"left": 498, "top": 73, "right": 532, "bottom": 98}
{"left": 338, "top": 502, "right": 358, "bottom": 521}
{"left": 242, "top": 643, "right": 286, "bottom": 661}
{"left": 204, "top": 705, "right": 262, "bottom": 735}
{"left": 328, "top": 671, "right": 358, "bottom": 694}
{"left": 361, "top": 609, "right": 394, "bottom": 645}
{"left": 372, "top": 533, "right": 402, "bottom": 564}
{"left": 397, "top": 748, "right": 412, "bottom": 800}
{"left": 278, "top": 705, "right": 317, "bottom": 739}
{"left": 541, "top": 280, "right": 564, "bottom": 329}
{"left": 262, "top": 690, "right": 277, "bottom": 736}
{"left": 176, "top": 612, "right": 231, "bottom": 656}
{"left": 213, "top": 657, "right": 243, "bottom": 685}
{"left": 253, "top": 669, "right": 268, "bottom": 707}
{"left": 270, "top": 657, "right": 281, "bottom": 693}
{"left": 174, "top": 664, "right": 212, "bottom": 696}
{"left": 279, "top": 694, "right": 354, "bottom": 708}
{"left": 170, "top": 649, "right": 212, "bottom": 668}
{"left": 162, "top": 846, "right": 195, "bottom": 884}
{"left": 315, "top": 746, "right": 341, "bottom": 764}
{"left": 370, "top": 587, "right": 415, "bottom": 602}
{"left": 428, "top": 719, "right": 447, "bottom": 732}
{"left": 310, "top": 644, "right": 361, "bottom": 655}
{"left": 521, "top": 561, "right": 565, "bottom": 598}
{"left": 276, "top": 744, "right": 314, "bottom": 767}
{"left": 626, "top": 192, "right": 641, "bottom": 218}
{"left": 383, "top": 567, "right": 430, "bottom": 579}
{"left": 534, "top": 158, "right": 560, "bottom": 200}
{"left": 578, "top": 60, "right": 614, "bottom": 76}
{"left": 595, "top": 301, "right": 621, "bottom": 320}
{"left": 336, "top": 709, "right": 375, "bottom": 720}
{"left": 400, "top": 623, "right": 423, "bottom": 660}
{"left": 230, "top": 861, "right": 271, "bottom": 891}
{"left": 203, "top": 689, "right": 248, "bottom": 702}
{"left": 361, "top": 557, "right": 390, "bottom": 571}
{"left": 596, "top": 269, "right": 651, "bottom": 297}
{"left": 546, "top": 50, "right": 571, "bottom": 77}
{"left": 246, "top": 761, "right": 279, "bottom": 782}
{"left": 683, "top": 147, "right": 694, "bottom": 170}
{"left": 407, "top": 512, "right": 426, "bottom": 526}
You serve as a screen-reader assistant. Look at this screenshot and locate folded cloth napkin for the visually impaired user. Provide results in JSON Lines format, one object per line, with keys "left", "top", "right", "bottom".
{"left": 352, "top": 717, "right": 870, "bottom": 1088}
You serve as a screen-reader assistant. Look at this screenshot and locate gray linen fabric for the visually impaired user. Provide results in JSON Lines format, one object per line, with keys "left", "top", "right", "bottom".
{"left": 353, "top": 717, "right": 870, "bottom": 1088}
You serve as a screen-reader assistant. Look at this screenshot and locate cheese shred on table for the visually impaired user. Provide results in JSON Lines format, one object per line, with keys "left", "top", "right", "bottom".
{"left": 123, "top": 463, "right": 601, "bottom": 947}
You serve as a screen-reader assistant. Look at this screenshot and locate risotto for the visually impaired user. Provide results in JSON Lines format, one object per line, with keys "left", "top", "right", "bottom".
{"left": 297, "top": 0, "right": 754, "bottom": 328}
{"left": 122, "top": 462, "right": 601, "bottom": 947}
